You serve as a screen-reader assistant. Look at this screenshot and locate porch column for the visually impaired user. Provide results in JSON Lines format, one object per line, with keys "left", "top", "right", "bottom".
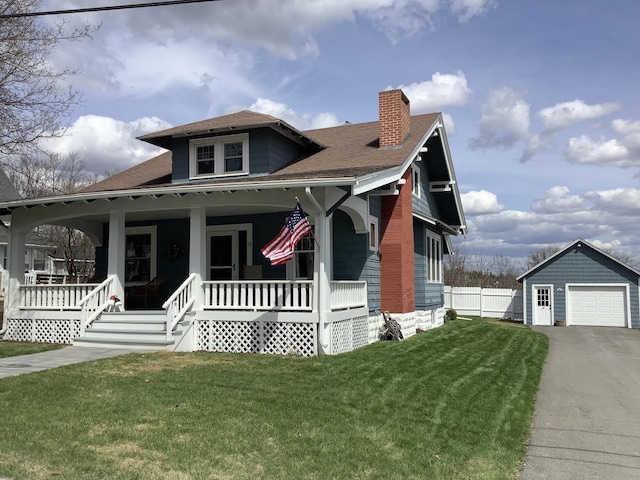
{"left": 107, "top": 210, "right": 125, "bottom": 302}
{"left": 189, "top": 206, "right": 206, "bottom": 309}
{"left": 5, "top": 228, "right": 26, "bottom": 315}
{"left": 315, "top": 212, "right": 332, "bottom": 355}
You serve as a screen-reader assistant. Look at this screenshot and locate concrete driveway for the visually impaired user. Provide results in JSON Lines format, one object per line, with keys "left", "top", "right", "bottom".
{"left": 520, "top": 327, "right": 640, "bottom": 479}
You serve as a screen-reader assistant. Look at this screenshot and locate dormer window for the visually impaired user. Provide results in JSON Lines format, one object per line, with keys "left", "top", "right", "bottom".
{"left": 190, "top": 134, "right": 249, "bottom": 179}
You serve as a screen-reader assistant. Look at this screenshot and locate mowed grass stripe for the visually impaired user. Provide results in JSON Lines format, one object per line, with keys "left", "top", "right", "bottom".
{"left": 0, "top": 319, "right": 547, "bottom": 480}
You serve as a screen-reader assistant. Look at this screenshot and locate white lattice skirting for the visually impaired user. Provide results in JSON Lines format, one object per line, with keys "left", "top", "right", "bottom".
{"left": 3, "top": 318, "right": 81, "bottom": 344}
{"left": 330, "top": 315, "right": 370, "bottom": 355}
{"left": 196, "top": 320, "right": 317, "bottom": 356}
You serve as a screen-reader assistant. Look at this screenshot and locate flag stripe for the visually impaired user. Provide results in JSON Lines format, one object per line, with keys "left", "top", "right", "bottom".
{"left": 260, "top": 203, "right": 312, "bottom": 266}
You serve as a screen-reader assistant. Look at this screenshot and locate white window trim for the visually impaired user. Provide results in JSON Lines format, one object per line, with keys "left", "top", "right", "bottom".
{"left": 412, "top": 164, "right": 421, "bottom": 198}
{"left": 125, "top": 226, "right": 157, "bottom": 285}
{"left": 189, "top": 133, "right": 249, "bottom": 179}
{"left": 369, "top": 216, "right": 379, "bottom": 252}
{"left": 426, "top": 231, "right": 442, "bottom": 284}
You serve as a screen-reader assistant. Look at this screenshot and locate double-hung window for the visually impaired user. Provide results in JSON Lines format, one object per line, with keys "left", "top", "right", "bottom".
{"left": 190, "top": 134, "right": 249, "bottom": 178}
{"left": 426, "top": 232, "right": 442, "bottom": 283}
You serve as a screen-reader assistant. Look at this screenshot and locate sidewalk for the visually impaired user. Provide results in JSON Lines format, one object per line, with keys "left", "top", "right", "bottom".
{"left": 0, "top": 346, "right": 149, "bottom": 378}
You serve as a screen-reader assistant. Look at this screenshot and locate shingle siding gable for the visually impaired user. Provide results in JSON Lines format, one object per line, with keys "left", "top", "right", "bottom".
{"left": 169, "top": 128, "right": 308, "bottom": 182}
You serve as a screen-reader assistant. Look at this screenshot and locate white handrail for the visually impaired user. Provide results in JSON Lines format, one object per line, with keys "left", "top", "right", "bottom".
{"left": 203, "top": 280, "right": 313, "bottom": 311}
{"left": 163, "top": 273, "right": 197, "bottom": 342}
{"left": 329, "top": 281, "right": 368, "bottom": 311}
{"left": 19, "top": 283, "right": 99, "bottom": 311}
{"left": 79, "top": 276, "right": 116, "bottom": 335}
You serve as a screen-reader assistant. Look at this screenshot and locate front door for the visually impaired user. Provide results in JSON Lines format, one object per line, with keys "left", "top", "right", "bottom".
{"left": 208, "top": 231, "right": 238, "bottom": 280}
{"left": 534, "top": 286, "right": 552, "bottom": 325}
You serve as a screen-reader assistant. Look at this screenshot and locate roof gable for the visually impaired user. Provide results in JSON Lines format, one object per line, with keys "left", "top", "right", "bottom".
{"left": 517, "top": 238, "right": 640, "bottom": 281}
{"left": 138, "top": 110, "right": 322, "bottom": 150}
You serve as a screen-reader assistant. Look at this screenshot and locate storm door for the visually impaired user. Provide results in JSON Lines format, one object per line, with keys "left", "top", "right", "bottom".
{"left": 533, "top": 286, "right": 552, "bottom": 325}
{"left": 208, "top": 231, "right": 239, "bottom": 280}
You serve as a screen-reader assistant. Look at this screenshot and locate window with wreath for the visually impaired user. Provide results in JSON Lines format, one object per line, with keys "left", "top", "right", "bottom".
{"left": 190, "top": 134, "right": 249, "bottom": 178}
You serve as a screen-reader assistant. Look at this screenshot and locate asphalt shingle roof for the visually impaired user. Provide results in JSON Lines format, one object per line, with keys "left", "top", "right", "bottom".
{"left": 81, "top": 111, "right": 440, "bottom": 194}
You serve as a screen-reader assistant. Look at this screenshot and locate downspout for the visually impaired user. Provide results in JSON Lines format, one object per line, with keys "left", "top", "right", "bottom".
{"left": 305, "top": 187, "right": 330, "bottom": 353}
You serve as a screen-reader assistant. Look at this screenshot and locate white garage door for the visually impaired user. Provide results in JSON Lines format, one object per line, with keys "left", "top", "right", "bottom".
{"left": 568, "top": 285, "right": 627, "bottom": 327}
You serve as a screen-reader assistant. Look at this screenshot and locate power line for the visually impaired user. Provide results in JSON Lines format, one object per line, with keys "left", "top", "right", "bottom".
{"left": 0, "top": 0, "right": 222, "bottom": 18}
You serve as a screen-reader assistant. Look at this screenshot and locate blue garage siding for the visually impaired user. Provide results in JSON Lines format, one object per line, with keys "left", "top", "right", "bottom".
{"left": 523, "top": 244, "right": 639, "bottom": 327}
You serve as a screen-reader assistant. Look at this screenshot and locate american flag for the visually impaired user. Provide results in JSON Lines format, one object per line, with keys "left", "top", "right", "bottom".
{"left": 261, "top": 203, "right": 312, "bottom": 266}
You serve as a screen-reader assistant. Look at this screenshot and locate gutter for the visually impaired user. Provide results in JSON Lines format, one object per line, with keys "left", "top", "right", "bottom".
{"left": 0, "top": 177, "right": 357, "bottom": 216}
{"left": 304, "top": 187, "right": 329, "bottom": 353}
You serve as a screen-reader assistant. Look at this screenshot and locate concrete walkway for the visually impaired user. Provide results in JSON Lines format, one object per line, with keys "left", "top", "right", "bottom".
{"left": 0, "top": 346, "right": 149, "bottom": 379}
{"left": 520, "top": 327, "right": 640, "bottom": 479}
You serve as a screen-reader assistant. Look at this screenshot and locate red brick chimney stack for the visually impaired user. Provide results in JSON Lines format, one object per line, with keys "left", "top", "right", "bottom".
{"left": 379, "top": 89, "right": 411, "bottom": 148}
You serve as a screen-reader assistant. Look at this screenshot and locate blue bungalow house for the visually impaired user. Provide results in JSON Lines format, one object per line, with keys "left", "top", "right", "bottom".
{"left": 0, "top": 89, "right": 466, "bottom": 355}
{"left": 517, "top": 238, "right": 640, "bottom": 328}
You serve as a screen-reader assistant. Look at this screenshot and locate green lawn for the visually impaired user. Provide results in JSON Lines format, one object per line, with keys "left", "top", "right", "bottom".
{"left": 0, "top": 319, "right": 548, "bottom": 480}
{"left": 0, "top": 341, "right": 64, "bottom": 359}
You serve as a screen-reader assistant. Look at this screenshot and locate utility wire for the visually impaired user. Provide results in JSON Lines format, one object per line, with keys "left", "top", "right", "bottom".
{"left": 0, "top": 0, "right": 222, "bottom": 18}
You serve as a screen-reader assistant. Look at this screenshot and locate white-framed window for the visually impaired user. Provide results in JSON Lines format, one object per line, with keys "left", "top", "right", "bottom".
{"left": 412, "top": 164, "right": 421, "bottom": 198}
{"left": 290, "top": 227, "right": 315, "bottom": 280}
{"left": 189, "top": 133, "right": 249, "bottom": 179}
{"left": 426, "top": 232, "right": 442, "bottom": 283}
{"left": 125, "top": 226, "right": 157, "bottom": 284}
{"left": 369, "top": 216, "right": 379, "bottom": 252}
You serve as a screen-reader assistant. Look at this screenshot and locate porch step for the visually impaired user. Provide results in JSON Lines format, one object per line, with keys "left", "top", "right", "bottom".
{"left": 72, "top": 310, "right": 178, "bottom": 351}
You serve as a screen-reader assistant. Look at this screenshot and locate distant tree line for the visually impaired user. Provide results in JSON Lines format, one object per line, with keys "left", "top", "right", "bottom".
{"left": 444, "top": 243, "right": 640, "bottom": 290}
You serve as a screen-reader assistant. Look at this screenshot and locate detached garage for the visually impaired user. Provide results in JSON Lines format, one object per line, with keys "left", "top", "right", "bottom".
{"left": 517, "top": 238, "right": 639, "bottom": 328}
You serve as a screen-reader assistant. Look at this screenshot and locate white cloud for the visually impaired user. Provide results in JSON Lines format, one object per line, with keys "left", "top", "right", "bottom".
{"left": 459, "top": 186, "right": 640, "bottom": 260}
{"left": 531, "top": 186, "right": 586, "bottom": 213}
{"left": 442, "top": 113, "right": 456, "bottom": 135}
{"left": 469, "top": 87, "right": 531, "bottom": 150}
{"left": 537, "top": 99, "right": 621, "bottom": 132}
{"left": 461, "top": 190, "right": 504, "bottom": 215}
{"left": 395, "top": 72, "right": 473, "bottom": 113}
{"left": 248, "top": 98, "right": 341, "bottom": 130}
{"left": 564, "top": 135, "right": 634, "bottom": 167}
{"left": 519, "top": 133, "right": 555, "bottom": 163}
{"left": 585, "top": 187, "right": 640, "bottom": 214}
{"left": 450, "top": 0, "right": 497, "bottom": 22}
{"left": 612, "top": 119, "right": 640, "bottom": 151}
{"left": 43, "top": 115, "right": 171, "bottom": 175}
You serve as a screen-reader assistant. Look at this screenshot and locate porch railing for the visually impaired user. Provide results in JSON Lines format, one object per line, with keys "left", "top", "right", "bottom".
{"left": 202, "top": 280, "right": 368, "bottom": 312}
{"left": 329, "top": 281, "right": 368, "bottom": 311}
{"left": 20, "top": 283, "right": 100, "bottom": 310}
{"left": 203, "top": 280, "right": 314, "bottom": 311}
{"left": 78, "top": 276, "right": 116, "bottom": 334}
{"left": 163, "top": 273, "right": 197, "bottom": 342}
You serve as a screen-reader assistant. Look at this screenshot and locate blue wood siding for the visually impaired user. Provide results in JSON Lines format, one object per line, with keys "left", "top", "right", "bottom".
{"left": 414, "top": 218, "right": 444, "bottom": 309}
{"left": 94, "top": 219, "right": 190, "bottom": 297}
{"left": 411, "top": 158, "right": 441, "bottom": 220}
{"left": 170, "top": 128, "right": 307, "bottom": 183}
{"left": 523, "top": 245, "right": 639, "bottom": 327}
{"left": 332, "top": 207, "right": 381, "bottom": 313}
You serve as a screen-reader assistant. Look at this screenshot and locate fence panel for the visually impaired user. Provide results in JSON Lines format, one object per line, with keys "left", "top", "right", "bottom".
{"left": 444, "top": 286, "right": 523, "bottom": 319}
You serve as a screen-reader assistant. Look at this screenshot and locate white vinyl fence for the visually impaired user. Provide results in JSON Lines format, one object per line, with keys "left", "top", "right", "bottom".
{"left": 444, "top": 286, "right": 523, "bottom": 320}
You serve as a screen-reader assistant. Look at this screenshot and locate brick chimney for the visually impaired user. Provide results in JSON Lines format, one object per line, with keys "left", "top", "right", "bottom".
{"left": 379, "top": 89, "right": 410, "bottom": 148}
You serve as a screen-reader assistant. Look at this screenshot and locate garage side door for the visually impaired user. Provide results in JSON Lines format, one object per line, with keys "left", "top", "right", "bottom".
{"left": 568, "top": 285, "right": 627, "bottom": 327}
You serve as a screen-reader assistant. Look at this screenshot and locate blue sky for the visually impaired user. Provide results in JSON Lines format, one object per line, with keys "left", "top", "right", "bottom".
{"left": 42, "top": 0, "right": 640, "bottom": 264}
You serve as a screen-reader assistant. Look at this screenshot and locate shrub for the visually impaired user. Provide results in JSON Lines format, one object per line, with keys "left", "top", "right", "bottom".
{"left": 445, "top": 308, "right": 458, "bottom": 322}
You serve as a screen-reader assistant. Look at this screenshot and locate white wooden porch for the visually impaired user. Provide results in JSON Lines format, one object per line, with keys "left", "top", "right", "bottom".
{"left": 3, "top": 278, "right": 370, "bottom": 355}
